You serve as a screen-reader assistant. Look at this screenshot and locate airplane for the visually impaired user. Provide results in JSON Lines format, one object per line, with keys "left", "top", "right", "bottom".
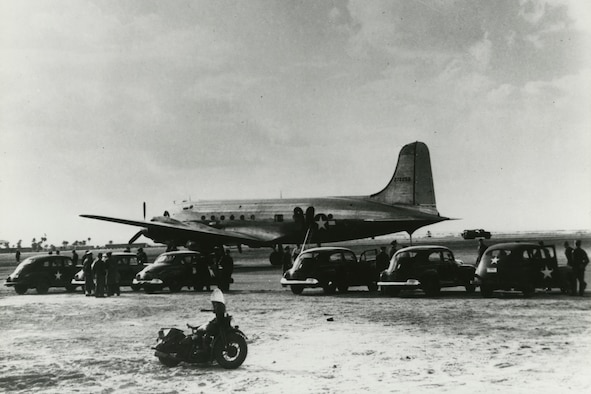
{"left": 81, "top": 141, "right": 450, "bottom": 265}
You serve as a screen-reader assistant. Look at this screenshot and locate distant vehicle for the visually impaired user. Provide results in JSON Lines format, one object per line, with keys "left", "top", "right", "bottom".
{"left": 133, "top": 251, "right": 217, "bottom": 293}
{"left": 462, "top": 229, "right": 491, "bottom": 239}
{"left": 280, "top": 247, "right": 378, "bottom": 295}
{"left": 475, "top": 242, "right": 571, "bottom": 297}
{"left": 378, "top": 246, "right": 476, "bottom": 296}
{"left": 5, "top": 254, "right": 79, "bottom": 294}
{"left": 71, "top": 252, "right": 146, "bottom": 292}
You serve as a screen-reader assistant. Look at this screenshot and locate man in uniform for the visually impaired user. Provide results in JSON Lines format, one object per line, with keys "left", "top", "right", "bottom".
{"left": 282, "top": 246, "right": 293, "bottom": 273}
{"left": 82, "top": 251, "right": 94, "bottom": 296}
{"left": 218, "top": 249, "right": 234, "bottom": 292}
{"left": 93, "top": 252, "right": 106, "bottom": 298}
{"left": 376, "top": 246, "right": 390, "bottom": 273}
{"left": 136, "top": 247, "right": 148, "bottom": 265}
{"left": 106, "top": 252, "right": 120, "bottom": 296}
{"left": 571, "top": 240, "right": 589, "bottom": 296}
{"left": 476, "top": 239, "right": 488, "bottom": 265}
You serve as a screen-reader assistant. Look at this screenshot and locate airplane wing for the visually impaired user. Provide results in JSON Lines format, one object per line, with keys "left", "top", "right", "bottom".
{"left": 80, "top": 214, "right": 271, "bottom": 245}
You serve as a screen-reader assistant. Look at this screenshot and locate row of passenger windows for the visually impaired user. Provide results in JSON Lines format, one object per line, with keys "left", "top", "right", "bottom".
{"left": 199, "top": 213, "right": 286, "bottom": 222}
{"left": 201, "top": 214, "right": 257, "bottom": 221}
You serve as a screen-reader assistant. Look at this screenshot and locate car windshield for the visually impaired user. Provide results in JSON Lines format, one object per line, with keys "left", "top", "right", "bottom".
{"left": 480, "top": 248, "right": 512, "bottom": 266}
{"left": 13, "top": 258, "right": 35, "bottom": 275}
{"left": 292, "top": 252, "right": 318, "bottom": 270}
{"left": 153, "top": 254, "right": 178, "bottom": 265}
{"left": 390, "top": 251, "right": 418, "bottom": 271}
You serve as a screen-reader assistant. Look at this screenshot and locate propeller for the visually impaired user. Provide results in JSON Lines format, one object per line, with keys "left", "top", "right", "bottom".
{"left": 143, "top": 201, "right": 146, "bottom": 220}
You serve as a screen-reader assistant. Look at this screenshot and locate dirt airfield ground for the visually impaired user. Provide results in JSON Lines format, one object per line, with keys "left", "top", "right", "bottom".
{"left": 1, "top": 234, "right": 590, "bottom": 393}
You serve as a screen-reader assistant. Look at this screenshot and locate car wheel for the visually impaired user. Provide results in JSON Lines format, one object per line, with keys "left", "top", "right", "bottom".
{"left": 169, "top": 281, "right": 182, "bottom": 293}
{"left": 144, "top": 284, "right": 158, "bottom": 294}
{"left": 158, "top": 356, "right": 181, "bottom": 367}
{"left": 465, "top": 284, "right": 476, "bottom": 294}
{"left": 367, "top": 282, "right": 378, "bottom": 292}
{"left": 522, "top": 283, "right": 535, "bottom": 297}
{"left": 480, "top": 284, "right": 493, "bottom": 297}
{"left": 380, "top": 286, "right": 400, "bottom": 296}
{"left": 290, "top": 285, "right": 304, "bottom": 295}
{"left": 14, "top": 285, "right": 27, "bottom": 295}
{"left": 422, "top": 277, "right": 440, "bottom": 297}
{"left": 36, "top": 281, "right": 49, "bottom": 295}
{"left": 323, "top": 282, "right": 336, "bottom": 294}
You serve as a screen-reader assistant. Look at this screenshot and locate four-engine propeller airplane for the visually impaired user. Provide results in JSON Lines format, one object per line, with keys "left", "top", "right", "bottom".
{"left": 81, "top": 141, "right": 450, "bottom": 265}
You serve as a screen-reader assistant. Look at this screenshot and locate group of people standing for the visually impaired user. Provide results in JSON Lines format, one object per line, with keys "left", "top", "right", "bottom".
{"left": 80, "top": 251, "right": 121, "bottom": 297}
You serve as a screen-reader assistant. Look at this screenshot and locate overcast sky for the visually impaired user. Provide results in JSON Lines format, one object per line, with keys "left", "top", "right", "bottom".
{"left": 1, "top": 0, "right": 590, "bottom": 247}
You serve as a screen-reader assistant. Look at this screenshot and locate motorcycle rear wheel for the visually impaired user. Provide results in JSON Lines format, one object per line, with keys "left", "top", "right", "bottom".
{"left": 158, "top": 356, "right": 181, "bottom": 367}
{"left": 213, "top": 333, "right": 248, "bottom": 369}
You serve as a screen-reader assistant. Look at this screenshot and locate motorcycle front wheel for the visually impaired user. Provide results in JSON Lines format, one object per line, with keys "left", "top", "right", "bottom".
{"left": 213, "top": 333, "right": 248, "bottom": 369}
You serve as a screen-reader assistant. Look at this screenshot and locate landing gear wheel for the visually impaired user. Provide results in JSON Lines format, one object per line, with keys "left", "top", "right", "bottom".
{"left": 36, "top": 281, "right": 49, "bottom": 294}
{"left": 214, "top": 333, "right": 248, "bottom": 369}
{"left": 291, "top": 285, "right": 304, "bottom": 295}
{"left": 14, "top": 285, "right": 27, "bottom": 295}
{"left": 158, "top": 356, "right": 181, "bottom": 367}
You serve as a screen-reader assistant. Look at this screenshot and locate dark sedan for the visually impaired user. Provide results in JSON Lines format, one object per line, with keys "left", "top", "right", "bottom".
{"left": 280, "top": 247, "right": 378, "bottom": 295}
{"left": 378, "top": 245, "right": 476, "bottom": 296}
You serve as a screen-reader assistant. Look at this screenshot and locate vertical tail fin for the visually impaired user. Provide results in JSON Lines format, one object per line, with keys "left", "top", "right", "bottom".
{"left": 369, "top": 141, "right": 438, "bottom": 214}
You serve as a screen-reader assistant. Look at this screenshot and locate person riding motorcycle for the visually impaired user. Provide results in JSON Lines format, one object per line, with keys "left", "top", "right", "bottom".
{"left": 188, "top": 289, "right": 227, "bottom": 355}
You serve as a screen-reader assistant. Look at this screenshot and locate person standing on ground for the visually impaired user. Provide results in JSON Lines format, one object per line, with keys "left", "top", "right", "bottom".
{"left": 388, "top": 240, "right": 398, "bottom": 259}
{"left": 282, "top": 246, "right": 293, "bottom": 273}
{"left": 136, "top": 247, "right": 148, "bottom": 265}
{"left": 106, "top": 252, "right": 120, "bottom": 296}
{"left": 15, "top": 249, "right": 21, "bottom": 264}
{"left": 71, "top": 249, "right": 79, "bottom": 265}
{"left": 571, "top": 240, "right": 589, "bottom": 296}
{"left": 82, "top": 251, "right": 94, "bottom": 296}
{"left": 476, "top": 239, "right": 488, "bottom": 265}
{"left": 93, "top": 252, "right": 106, "bottom": 298}
{"left": 376, "top": 246, "right": 390, "bottom": 273}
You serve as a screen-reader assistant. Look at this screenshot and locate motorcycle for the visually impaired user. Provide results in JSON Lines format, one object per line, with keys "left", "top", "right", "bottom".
{"left": 153, "top": 309, "right": 248, "bottom": 369}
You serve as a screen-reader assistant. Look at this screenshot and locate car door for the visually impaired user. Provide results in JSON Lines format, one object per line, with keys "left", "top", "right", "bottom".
{"left": 439, "top": 250, "right": 457, "bottom": 285}
{"left": 342, "top": 250, "right": 362, "bottom": 285}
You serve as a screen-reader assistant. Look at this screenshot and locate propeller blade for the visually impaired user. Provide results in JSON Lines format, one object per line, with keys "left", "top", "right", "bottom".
{"left": 128, "top": 230, "right": 146, "bottom": 245}
{"left": 143, "top": 202, "right": 146, "bottom": 220}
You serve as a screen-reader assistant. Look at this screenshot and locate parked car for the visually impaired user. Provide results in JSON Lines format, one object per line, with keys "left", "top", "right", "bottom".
{"left": 475, "top": 242, "right": 571, "bottom": 297}
{"left": 133, "top": 251, "right": 216, "bottom": 293}
{"left": 5, "top": 254, "right": 79, "bottom": 294}
{"left": 377, "top": 245, "right": 476, "bottom": 296}
{"left": 280, "top": 247, "right": 378, "bottom": 295}
{"left": 71, "top": 252, "right": 146, "bottom": 292}
{"left": 462, "top": 229, "right": 491, "bottom": 239}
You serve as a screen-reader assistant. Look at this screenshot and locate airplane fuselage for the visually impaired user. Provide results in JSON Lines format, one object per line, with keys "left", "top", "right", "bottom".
{"left": 170, "top": 196, "right": 446, "bottom": 247}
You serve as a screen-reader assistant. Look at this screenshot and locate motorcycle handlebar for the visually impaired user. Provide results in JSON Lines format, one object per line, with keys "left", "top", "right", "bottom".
{"left": 200, "top": 308, "right": 213, "bottom": 312}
